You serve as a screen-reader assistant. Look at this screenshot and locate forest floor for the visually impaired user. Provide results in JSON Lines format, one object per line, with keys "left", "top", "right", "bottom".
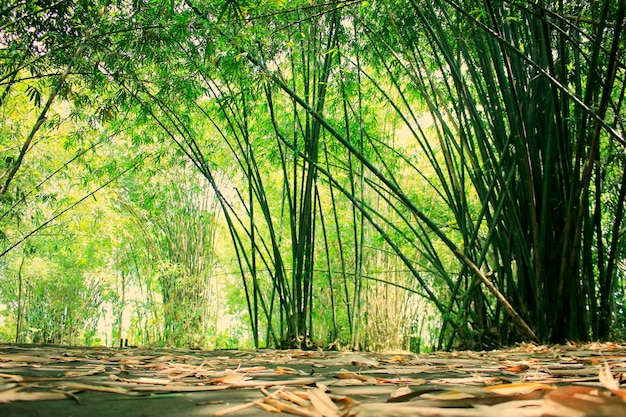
{"left": 0, "top": 342, "right": 625, "bottom": 417}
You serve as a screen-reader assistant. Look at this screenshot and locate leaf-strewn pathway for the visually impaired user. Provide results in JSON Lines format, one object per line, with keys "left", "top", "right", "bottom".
{"left": 1, "top": 343, "right": 625, "bottom": 416}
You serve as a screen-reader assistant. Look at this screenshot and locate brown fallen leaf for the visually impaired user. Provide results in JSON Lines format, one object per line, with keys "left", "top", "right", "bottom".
{"left": 109, "top": 374, "right": 183, "bottom": 385}
{"left": 277, "top": 366, "right": 308, "bottom": 375}
{"left": 390, "top": 386, "right": 412, "bottom": 399}
{"left": 484, "top": 382, "right": 554, "bottom": 395}
{"left": 264, "top": 397, "right": 322, "bottom": 417}
{"left": 257, "top": 400, "right": 282, "bottom": 412}
{"left": 0, "top": 372, "right": 23, "bottom": 383}
{"left": 599, "top": 362, "right": 620, "bottom": 391}
{"left": 123, "top": 384, "right": 231, "bottom": 392}
{"left": 0, "top": 388, "right": 68, "bottom": 403}
{"left": 376, "top": 377, "right": 427, "bottom": 385}
{"left": 387, "top": 385, "right": 548, "bottom": 408}
{"left": 57, "top": 382, "right": 137, "bottom": 395}
{"left": 0, "top": 355, "right": 55, "bottom": 364}
{"left": 388, "top": 356, "right": 408, "bottom": 363}
{"left": 198, "top": 373, "right": 252, "bottom": 384}
{"left": 433, "top": 375, "right": 505, "bottom": 385}
{"left": 0, "top": 383, "right": 19, "bottom": 392}
{"left": 386, "top": 384, "right": 446, "bottom": 402}
{"left": 226, "top": 377, "right": 317, "bottom": 388}
{"left": 335, "top": 372, "right": 377, "bottom": 384}
{"left": 501, "top": 364, "right": 529, "bottom": 373}
{"left": 276, "top": 388, "right": 311, "bottom": 407}
{"left": 213, "top": 400, "right": 261, "bottom": 416}
{"left": 64, "top": 364, "right": 107, "bottom": 377}
{"left": 308, "top": 387, "right": 340, "bottom": 417}
{"left": 542, "top": 385, "right": 626, "bottom": 417}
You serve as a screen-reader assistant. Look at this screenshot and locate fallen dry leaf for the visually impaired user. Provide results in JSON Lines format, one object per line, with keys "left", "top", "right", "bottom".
{"left": 484, "top": 382, "right": 554, "bottom": 395}
{"left": 0, "top": 355, "right": 55, "bottom": 364}
{"left": 0, "top": 387, "right": 68, "bottom": 403}
{"left": 0, "top": 372, "right": 23, "bottom": 383}
{"left": 213, "top": 400, "right": 261, "bottom": 416}
{"left": 501, "top": 364, "right": 529, "bottom": 372}
{"left": 264, "top": 397, "right": 322, "bottom": 417}
{"left": 335, "top": 372, "right": 377, "bottom": 384}
{"left": 57, "top": 382, "right": 136, "bottom": 395}
{"left": 389, "top": 386, "right": 412, "bottom": 399}
{"left": 598, "top": 362, "right": 620, "bottom": 391}
{"left": 542, "top": 385, "right": 626, "bottom": 417}
{"left": 308, "top": 387, "right": 340, "bottom": 417}
{"left": 63, "top": 364, "right": 107, "bottom": 377}
{"left": 277, "top": 366, "right": 308, "bottom": 375}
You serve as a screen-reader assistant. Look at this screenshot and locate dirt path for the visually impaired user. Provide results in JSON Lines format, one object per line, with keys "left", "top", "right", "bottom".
{"left": 1, "top": 342, "right": 625, "bottom": 416}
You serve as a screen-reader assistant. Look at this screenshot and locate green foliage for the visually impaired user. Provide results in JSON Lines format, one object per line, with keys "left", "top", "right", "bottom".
{"left": 1, "top": 0, "right": 624, "bottom": 351}
{"left": 0, "top": 251, "right": 107, "bottom": 344}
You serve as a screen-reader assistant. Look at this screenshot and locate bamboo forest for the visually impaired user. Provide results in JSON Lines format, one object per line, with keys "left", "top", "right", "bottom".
{"left": 0, "top": 0, "right": 625, "bottom": 353}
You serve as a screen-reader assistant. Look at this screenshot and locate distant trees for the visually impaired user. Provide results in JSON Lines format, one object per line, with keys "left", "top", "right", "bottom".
{"left": 119, "top": 166, "right": 222, "bottom": 347}
{"left": 1, "top": 0, "right": 624, "bottom": 350}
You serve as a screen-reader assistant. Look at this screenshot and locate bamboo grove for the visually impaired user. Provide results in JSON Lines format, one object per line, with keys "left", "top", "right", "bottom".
{"left": 1, "top": 0, "right": 625, "bottom": 350}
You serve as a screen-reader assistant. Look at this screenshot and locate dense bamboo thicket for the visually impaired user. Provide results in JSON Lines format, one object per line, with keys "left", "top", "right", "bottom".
{"left": 1, "top": 0, "right": 625, "bottom": 350}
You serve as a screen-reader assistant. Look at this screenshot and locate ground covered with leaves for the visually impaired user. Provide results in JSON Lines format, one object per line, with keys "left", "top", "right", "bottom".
{"left": 0, "top": 342, "right": 625, "bottom": 416}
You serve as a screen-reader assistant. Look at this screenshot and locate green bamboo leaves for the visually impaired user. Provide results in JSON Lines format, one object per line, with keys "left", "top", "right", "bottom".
{"left": 1, "top": 0, "right": 625, "bottom": 349}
